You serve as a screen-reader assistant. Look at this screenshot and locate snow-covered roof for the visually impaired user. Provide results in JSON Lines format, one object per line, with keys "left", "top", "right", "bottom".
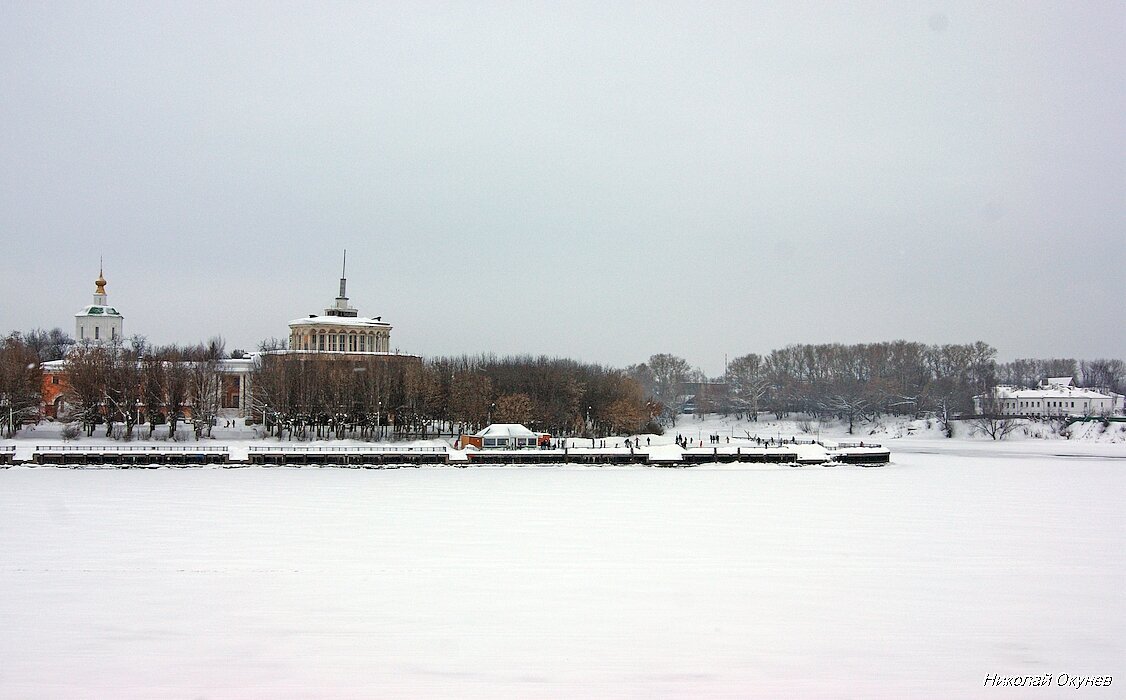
{"left": 989, "top": 385, "right": 1112, "bottom": 400}
{"left": 1044, "top": 377, "right": 1074, "bottom": 387}
{"left": 288, "top": 315, "right": 390, "bottom": 328}
{"left": 217, "top": 357, "right": 256, "bottom": 373}
{"left": 75, "top": 305, "right": 122, "bottom": 317}
{"left": 474, "top": 424, "right": 538, "bottom": 438}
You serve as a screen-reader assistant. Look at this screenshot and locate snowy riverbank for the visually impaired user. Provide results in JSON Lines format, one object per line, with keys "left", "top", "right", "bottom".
{"left": 5, "top": 413, "right": 1124, "bottom": 466}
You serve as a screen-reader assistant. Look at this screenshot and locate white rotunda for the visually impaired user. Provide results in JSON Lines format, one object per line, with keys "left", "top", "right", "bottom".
{"left": 287, "top": 253, "right": 393, "bottom": 354}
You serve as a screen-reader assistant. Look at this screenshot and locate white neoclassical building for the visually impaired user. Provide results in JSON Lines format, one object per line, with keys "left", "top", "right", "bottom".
{"left": 74, "top": 265, "right": 123, "bottom": 345}
{"left": 287, "top": 255, "right": 394, "bottom": 355}
{"left": 974, "top": 377, "right": 1120, "bottom": 417}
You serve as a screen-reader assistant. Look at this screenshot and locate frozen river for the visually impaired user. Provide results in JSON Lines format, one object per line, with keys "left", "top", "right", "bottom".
{"left": 1, "top": 452, "right": 1122, "bottom": 698}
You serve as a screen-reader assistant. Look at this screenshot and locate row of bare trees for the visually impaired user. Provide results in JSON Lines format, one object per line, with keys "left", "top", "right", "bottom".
{"left": 62, "top": 337, "right": 226, "bottom": 440}
{"left": 728, "top": 341, "right": 1000, "bottom": 432}
{"left": 251, "top": 354, "right": 659, "bottom": 441}
{"left": 628, "top": 342, "right": 999, "bottom": 433}
{"left": 631, "top": 343, "right": 1124, "bottom": 435}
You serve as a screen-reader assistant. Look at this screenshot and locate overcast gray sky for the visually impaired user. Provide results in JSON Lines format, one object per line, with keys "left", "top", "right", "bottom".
{"left": 2, "top": 1, "right": 1122, "bottom": 375}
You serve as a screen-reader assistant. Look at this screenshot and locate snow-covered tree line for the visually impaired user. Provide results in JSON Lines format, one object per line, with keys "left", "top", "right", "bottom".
{"left": 727, "top": 341, "right": 998, "bottom": 431}
{"left": 631, "top": 342, "right": 1126, "bottom": 434}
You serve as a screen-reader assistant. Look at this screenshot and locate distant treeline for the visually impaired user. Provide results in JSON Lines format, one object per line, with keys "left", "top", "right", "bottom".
{"left": 2, "top": 328, "right": 1123, "bottom": 441}
{"left": 629, "top": 342, "right": 1124, "bottom": 433}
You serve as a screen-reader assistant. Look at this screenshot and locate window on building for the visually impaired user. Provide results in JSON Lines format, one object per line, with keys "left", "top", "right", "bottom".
{"left": 95, "top": 326, "right": 100, "bottom": 340}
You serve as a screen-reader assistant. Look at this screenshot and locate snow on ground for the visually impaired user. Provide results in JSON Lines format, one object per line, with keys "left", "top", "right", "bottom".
{"left": 1, "top": 448, "right": 1123, "bottom": 698}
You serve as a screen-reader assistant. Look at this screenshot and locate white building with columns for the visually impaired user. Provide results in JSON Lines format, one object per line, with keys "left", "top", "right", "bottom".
{"left": 287, "top": 257, "right": 394, "bottom": 355}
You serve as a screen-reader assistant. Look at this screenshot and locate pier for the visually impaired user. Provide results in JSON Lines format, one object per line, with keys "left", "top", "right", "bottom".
{"left": 30, "top": 444, "right": 230, "bottom": 467}
{"left": 9, "top": 440, "right": 890, "bottom": 468}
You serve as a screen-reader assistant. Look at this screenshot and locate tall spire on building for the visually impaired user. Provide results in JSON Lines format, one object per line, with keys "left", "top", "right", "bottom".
{"left": 326, "top": 249, "right": 359, "bottom": 317}
{"left": 339, "top": 249, "right": 347, "bottom": 299}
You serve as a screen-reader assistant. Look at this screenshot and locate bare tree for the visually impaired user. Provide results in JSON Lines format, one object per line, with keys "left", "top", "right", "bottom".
{"left": 449, "top": 371, "right": 494, "bottom": 432}
{"left": 967, "top": 389, "right": 1021, "bottom": 440}
{"left": 601, "top": 392, "right": 648, "bottom": 436}
{"left": 140, "top": 350, "right": 166, "bottom": 437}
{"left": 64, "top": 343, "right": 110, "bottom": 436}
{"left": 162, "top": 349, "right": 191, "bottom": 441}
{"left": 188, "top": 354, "right": 223, "bottom": 439}
{"left": 0, "top": 334, "right": 42, "bottom": 437}
{"left": 1080, "top": 359, "right": 1125, "bottom": 395}
{"left": 103, "top": 343, "right": 142, "bottom": 440}
{"left": 494, "top": 392, "right": 533, "bottom": 425}
{"left": 645, "top": 353, "right": 691, "bottom": 425}
{"left": 727, "top": 353, "right": 770, "bottom": 420}
{"left": 21, "top": 328, "right": 74, "bottom": 362}
{"left": 817, "top": 378, "right": 871, "bottom": 435}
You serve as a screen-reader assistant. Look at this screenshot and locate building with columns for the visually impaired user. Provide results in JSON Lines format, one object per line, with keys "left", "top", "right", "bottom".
{"left": 41, "top": 256, "right": 419, "bottom": 421}
{"left": 287, "top": 255, "right": 395, "bottom": 355}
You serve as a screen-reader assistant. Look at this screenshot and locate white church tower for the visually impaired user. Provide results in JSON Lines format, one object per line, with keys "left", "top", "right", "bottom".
{"left": 75, "top": 262, "right": 124, "bottom": 345}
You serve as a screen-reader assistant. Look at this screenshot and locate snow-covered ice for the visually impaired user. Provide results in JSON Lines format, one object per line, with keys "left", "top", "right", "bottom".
{"left": 1, "top": 447, "right": 1122, "bottom": 698}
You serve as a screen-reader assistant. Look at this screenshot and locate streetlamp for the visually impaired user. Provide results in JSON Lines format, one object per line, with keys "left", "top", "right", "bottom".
{"left": 489, "top": 402, "right": 495, "bottom": 426}
{"left": 377, "top": 400, "right": 382, "bottom": 440}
